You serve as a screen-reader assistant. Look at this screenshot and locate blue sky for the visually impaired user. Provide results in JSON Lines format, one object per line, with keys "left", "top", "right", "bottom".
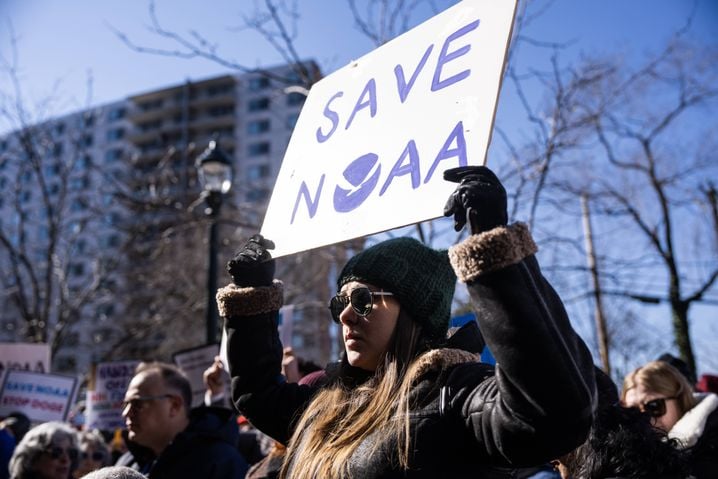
{"left": 1, "top": 0, "right": 715, "bottom": 130}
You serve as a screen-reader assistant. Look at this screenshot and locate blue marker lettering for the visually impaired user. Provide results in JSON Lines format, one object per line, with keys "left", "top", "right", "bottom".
{"left": 424, "top": 121, "right": 467, "bottom": 183}
{"left": 431, "top": 19, "right": 480, "bottom": 92}
{"left": 334, "top": 153, "right": 381, "bottom": 212}
{"left": 380, "top": 140, "right": 421, "bottom": 195}
{"left": 316, "top": 92, "right": 344, "bottom": 143}
{"left": 345, "top": 79, "right": 377, "bottom": 130}
{"left": 394, "top": 45, "right": 434, "bottom": 103}
{"left": 291, "top": 175, "right": 326, "bottom": 224}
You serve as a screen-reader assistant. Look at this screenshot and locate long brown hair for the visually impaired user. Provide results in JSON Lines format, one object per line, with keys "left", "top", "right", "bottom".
{"left": 280, "top": 309, "right": 430, "bottom": 478}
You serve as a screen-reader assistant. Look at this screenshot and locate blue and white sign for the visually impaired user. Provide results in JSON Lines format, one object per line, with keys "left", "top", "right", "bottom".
{"left": 262, "top": 0, "right": 517, "bottom": 257}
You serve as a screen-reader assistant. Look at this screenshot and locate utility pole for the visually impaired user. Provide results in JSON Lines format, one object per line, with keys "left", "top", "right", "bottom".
{"left": 581, "top": 193, "right": 611, "bottom": 374}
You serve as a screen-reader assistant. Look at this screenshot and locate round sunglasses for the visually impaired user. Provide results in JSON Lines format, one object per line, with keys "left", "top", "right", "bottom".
{"left": 328, "top": 287, "right": 394, "bottom": 323}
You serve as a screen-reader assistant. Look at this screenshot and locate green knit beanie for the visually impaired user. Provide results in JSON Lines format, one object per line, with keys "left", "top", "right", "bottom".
{"left": 337, "top": 237, "right": 456, "bottom": 340}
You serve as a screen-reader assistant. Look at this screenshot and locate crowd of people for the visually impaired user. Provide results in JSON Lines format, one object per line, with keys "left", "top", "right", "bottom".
{"left": 2, "top": 166, "right": 717, "bottom": 478}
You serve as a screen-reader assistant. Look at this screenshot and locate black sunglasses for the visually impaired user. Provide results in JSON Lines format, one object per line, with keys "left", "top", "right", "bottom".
{"left": 329, "top": 287, "right": 394, "bottom": 323}
{"left": 45, "top": 445, "right": 79, "bottom": 462}
{"left": 81, "top": 450, "right": 107, "bottom": 462}
{"left": 639, "top": 396, "right": 679, "bottom": 418}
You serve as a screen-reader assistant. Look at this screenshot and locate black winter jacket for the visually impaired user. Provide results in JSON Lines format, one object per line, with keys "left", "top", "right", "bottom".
{"left": 217, "top": 223, "right": 596, "bottom": 478}
{"left": 117, "top": 406, "right": 248, "bottom": 478}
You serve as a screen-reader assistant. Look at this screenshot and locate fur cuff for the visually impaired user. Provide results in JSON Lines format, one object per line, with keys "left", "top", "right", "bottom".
{"left": 412, "top": 348, "right": 480, "bottom": 380}
{"left": 216, "top": 280, "right": 284, "bottom": 318}
{"left": 448, "top": 222, "right": 538, "bottom": 283}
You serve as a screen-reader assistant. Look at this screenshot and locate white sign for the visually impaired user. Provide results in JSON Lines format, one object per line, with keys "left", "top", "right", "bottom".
{"left": 85, "top": 360, "right": 139, "bottom": 431}
{"left": 0, "top": 343, "right": 51, "bottom": 386}
{"left": 262, "top": 0, "right": 517, "bottom": 257}
{"left": 173, "top": 344, "right": 220, "bottom": 407}
{"left": 0, "top": 370, "right": 78, "bottom": 422}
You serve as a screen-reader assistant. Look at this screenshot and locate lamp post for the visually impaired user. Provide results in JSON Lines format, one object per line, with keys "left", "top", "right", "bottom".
{"left": 196, "top": 137, "right": 233, "bottom": 344}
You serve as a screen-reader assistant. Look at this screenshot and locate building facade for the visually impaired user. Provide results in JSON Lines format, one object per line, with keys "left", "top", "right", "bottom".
{"left": 0, "top": 60, "right": 341, "bottom": 374}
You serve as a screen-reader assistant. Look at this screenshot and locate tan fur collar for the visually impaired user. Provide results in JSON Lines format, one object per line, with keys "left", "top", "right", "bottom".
{"left": 412, "top": 348, "right": 481, "bottom": 379}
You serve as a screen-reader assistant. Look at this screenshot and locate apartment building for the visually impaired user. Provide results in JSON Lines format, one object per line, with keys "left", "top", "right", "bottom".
{"left": 0, "top": 60, "right": 339, "bottom": 373}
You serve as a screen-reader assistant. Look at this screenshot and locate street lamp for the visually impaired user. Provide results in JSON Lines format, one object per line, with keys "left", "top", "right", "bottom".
{"left": 196, "top": 137, "right": 233, "bottom": 344}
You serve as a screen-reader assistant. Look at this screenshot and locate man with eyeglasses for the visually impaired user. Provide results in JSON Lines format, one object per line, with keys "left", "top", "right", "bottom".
{"left": 116, "top": 361, "right": 248, "bottom": 478}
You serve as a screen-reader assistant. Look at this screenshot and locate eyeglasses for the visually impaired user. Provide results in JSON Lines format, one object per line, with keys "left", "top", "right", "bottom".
{"left": 45, "top": 445, "right": 79, "bottom": 462}
{"left": 637, "top": 396, "right": 679, "bottom": 418}
{"left": 329, "top": 287, "right": 394, "bottom": 323}
{"left": 81, "top": 450, "right": 107, "bottom": 462}
{"left": 121, "top": 394, "right": 174, "bottom": 412}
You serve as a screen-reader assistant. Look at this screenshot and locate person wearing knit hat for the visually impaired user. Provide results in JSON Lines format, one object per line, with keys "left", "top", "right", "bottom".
{"left": 218, "top": 165, "right": 596, "bottom": 478}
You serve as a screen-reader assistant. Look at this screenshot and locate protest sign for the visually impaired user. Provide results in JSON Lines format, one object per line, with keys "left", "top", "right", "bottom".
{"left": 0, "top": 343, "right": 51, "bottom": 385}
{"left": 0, "top": 370, "right": 77, "bottom": 422}
{"left": 262, "top": 0, "right": 517, "bottom": 257}
{"left": 85, "top": 360, "right": 139, "bottom": 431}
{"left": 173, "top": 344, "right": 220, "bottom": 407}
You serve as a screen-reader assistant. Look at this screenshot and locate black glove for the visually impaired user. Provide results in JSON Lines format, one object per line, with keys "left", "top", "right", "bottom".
{"left": 443, "top": 166, "right": 508, "bottom": 234}
{"left": 227, "top": 234, "right": 276, "bottom": 287}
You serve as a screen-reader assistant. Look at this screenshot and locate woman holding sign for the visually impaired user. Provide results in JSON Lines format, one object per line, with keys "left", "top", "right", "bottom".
{"left": 218, "top": 166, "right": 596, "bottom": 478}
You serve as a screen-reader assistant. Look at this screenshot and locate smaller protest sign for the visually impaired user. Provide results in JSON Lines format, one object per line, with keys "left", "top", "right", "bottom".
{"left": 173, "top": 344, "right": 220, "bottom": 407}
{"left": 85, "top": 360, "right": 140, "bottom": 431}
{"left": 0, "top": 343, "right": 51, "bottom": 386}
{"left": 0, "top": 370, "right": 78, "bottom": 422}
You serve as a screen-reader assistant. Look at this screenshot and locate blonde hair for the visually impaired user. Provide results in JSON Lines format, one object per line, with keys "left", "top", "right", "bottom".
{"left": 280, "top": 310, "right": 428, "bottom": 478}
{"left": 621, "top": 360, "right": 696, "bottom": 414}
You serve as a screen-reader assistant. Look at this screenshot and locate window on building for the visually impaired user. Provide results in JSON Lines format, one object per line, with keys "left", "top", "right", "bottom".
{"left": 207, "top": 83, "right": 234, "bottom": 96}
{"left": 247, "top": 188, "right": 270, "bottom": 202}
{"left": 69, "top": 263, "right": 85, "bottom": 276}
{"left": 21, "top": 170, "right": 33, "bottom": 184}
{"left": 247, "top": 142, "right": 270, "bottom": 156}
{"left": 107, "top": 128, "right": 125, "bottom": 141}
{"left": 286, "top": 113, "right": 300, "bottom": 129}
{"left": 246, "top": 164, "right": 270, "bottom": 181}
{"left": 247, "top": 119, "right": 271, "bottom": 135}
{"left": 81, "top": 114, "right": 95, "bottom": 128}
{"left": 287, "top": 92, "right": 306, "bottom": 107}
{"left": 105, "top": 148, "right": 123, "bottom": 162}
{"left": 139, "top": 99, "right": 163, "bottom": 111}
{"left": 139, "top": 120, "right": 162, "bottom": 132}
{"left": 248, "top": 98, "right": 270, "bottom": 112}
{"left": 82, "top": 134, "right": 93, "bottom": 147}
{"left": 70, "top": 176, "right": 90, "bottom": 190}
{"left": 100, "top": 234, "right": 121, "bottom": 248}
{"left": 49, "top": 183, "right": 61, "bottom": 195}
{"left": 54, "top": 123, "right": 65, "bottom": 135}
{"left": 44, "top": 163, "right": 61, "bottom": 177}
{"left": 208, "top": 105, "right": 234, "bottom": 117}
{"left": 0, "top": 176, "right": 7, "bottom": 189}
{"left": 96, "top": 304, "right": 116, "bottom": 318}
{"left": 55, "top": 356, "right": 77, "bottom": 371}
{"left": 71, "top": 197, "right": 87, "bottom": 212}
{"left": 248, "top": 77, "right": 271, "bottom": 91}
{"left": 75, "top": 239, "right": 87, "bottom": 254}
{"left": 20, "top": 190, "right": 31, "bottom": 203}
{"left": 108, "top": 107, "right": 126, "bottom": 121}
{"left": 76, "top": 155, "right": 93, "bottom": 170}
{"left": 53, "top": 143, "right": 64, "bottom": 157}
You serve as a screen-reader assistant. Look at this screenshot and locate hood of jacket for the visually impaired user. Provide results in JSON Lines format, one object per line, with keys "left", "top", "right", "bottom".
{"left": 668, "top": 392, "right": 718, "bottom": 448}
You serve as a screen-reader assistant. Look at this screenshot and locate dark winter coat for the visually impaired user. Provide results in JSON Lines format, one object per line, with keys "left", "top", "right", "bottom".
{"left": 217, "top": 223, "right": 597, "bottom": 478}
{"left": 116, "top": 406, "right": 248, "bottom": 479}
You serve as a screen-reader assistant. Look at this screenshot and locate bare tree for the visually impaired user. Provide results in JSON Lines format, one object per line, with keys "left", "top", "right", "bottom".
{"left": 0, "top": 32, "right": 119, "bottom": 368}
{"left": 502, "top": 37, "right": 718, "bottom": 375}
